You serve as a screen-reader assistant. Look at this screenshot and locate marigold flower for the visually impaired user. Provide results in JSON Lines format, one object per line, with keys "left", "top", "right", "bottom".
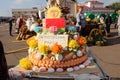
{"left": 51, "top": 43, "right": 63, "bottom": 54}
{"left": 77, "top": 37, "right": 87, "bottom": 46}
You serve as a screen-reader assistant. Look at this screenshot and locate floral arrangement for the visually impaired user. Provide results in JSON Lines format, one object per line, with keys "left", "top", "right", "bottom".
{"left": 38, "top": 44, "right": 49, "bottom": 55}
{"left": 51, "top": 43, "right": 63, "bottom": 54}
{"left": 26, "top": 36, "right": 38, "bottom": 49}
{"left": 19, "top": 58, "right": 33, "bottom": 70}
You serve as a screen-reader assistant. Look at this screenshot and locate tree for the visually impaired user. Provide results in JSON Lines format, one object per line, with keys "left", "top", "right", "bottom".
{"left": 106, "top": 2, "right": 120, "bottom": 10}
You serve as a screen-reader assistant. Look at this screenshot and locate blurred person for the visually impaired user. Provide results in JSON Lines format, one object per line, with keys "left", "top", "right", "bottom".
{"left": 30, "top": 15, "right": 35, "bottom": 23}
{"left": 117, "top": 10, "right": 120, "bottom": 38}
{"left": 100, "top": 16, "right": 105, "bottom": 25}
{"left": 0, "top": 40, "right": 29, "bottom": 80}
{"left": 26, "top": 17, "right": 33, "bottom": 31}
{"left": 114, "top": 16, "right": 118, "bottom": 29}
{"left": 105, "top": 13, "right": 112, "bottom": 36}
{"left": 99, "top": 16, "right": 107, "bottom": 36}
{"left": 36, "top": 13, "right": 40, "bottom": 20}
{"left": 8, "top": 17, "right": 14, "bottom": 36}
{"left": 15, "top": 17, "right": 20, "bottom": 33}
{"left": 16, "top": 22, "right": 28, "bottom": 40}
{"left": 18, "top": 15, "right": 24, "bottom": 33}
{"left": 15, "top": 15, "right": 24, "bottom": 34}
{"left": 0, "top": 40, "right": 9, "bottom": 80}
{"left": 0, "top": 19, "right": 1, "bottom": 24}
{"left": 76, "top": 6, "right": 86, "bottom": 36}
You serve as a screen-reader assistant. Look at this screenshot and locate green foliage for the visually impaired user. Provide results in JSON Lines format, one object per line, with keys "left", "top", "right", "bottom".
{"left": 106, "top": 2, "right": 120, "bottom": 10}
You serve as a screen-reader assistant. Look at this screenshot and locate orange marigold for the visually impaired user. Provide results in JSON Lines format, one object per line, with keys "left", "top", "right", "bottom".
{"left": 77, "top": 36, "right": 87, "bottom": 46}
{"left": 51, "top": 43, "right": 63, "bottom": 54}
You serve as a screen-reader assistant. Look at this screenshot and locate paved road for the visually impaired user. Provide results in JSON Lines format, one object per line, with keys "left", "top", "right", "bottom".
{"left": 0, "top": 23, "right": 120, "bottom": 79}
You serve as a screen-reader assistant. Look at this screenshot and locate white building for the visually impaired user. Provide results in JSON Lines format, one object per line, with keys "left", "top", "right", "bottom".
{"left": 12, "top": 7, "right": 38, "bottom": 18}
{"left": 79, "top": 0, "right": 114, "bottom": 14}
{"left": 83, "top": 0, "right": 104, "bottom": 8}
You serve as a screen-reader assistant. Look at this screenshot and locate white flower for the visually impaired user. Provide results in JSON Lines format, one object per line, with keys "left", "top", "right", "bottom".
{"left": 56, "top": 54, "right": 63, "bottom": 61}
{"left": 79, "top": 64, "right": 85, "bottom": 69}
{"left": 34, "top": 53, "right": 42, "bottom": 59}
{"left": 77, "top": 50, "right": 83, "bottom": 57}
{"left": 32, "top": 66, "right": 39, "bottom": 72}
{"left": 67, "top": 67, "right": 73, "bottom": 72}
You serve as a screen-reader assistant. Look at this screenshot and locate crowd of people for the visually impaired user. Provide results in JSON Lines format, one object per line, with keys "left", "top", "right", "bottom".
{"left": 8, "top": 13, "right": 42, "bottom": 40}
{"left": 0, "top": 17, "right": 9, "bottom": 24}
{"left": 7, "top": 7, "right": 120, "bottom": 41}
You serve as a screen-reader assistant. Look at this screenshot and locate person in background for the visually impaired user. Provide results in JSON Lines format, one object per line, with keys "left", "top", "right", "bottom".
{"left": 26, "top": 17, "right": 33, "bottom": 31}
{"left": 76, "top": 6, "right": 86, "bottom": 36}
{"left": 16, "top": 21, "right": 28, "bottom": 40}
{"left": 105, "top": 13, "right": 112, "bottom": 36}
{"left": 100, "top": 16, "right": 105, "bottom": 25}
{"left": 8, "top": 17, "right": 14, "bottom": 36}
{"left": 15, "top": 15, "right": 24, "bottom": 34}
{"left": 0, "top": 40, "right": 29, "bottom": 80}
{"left": 99, "top": 16, "right": 107, "bottom": 36}
{"left": 30, "top": 15, "right": 35, "bottom": 23}
{"left": 114, "top": 16, "right": 118, "bottom": 29}
{"left": 18, "top": 15, "right": 24, "bottom": 33}
{"left": 0, "top": 40, "right": 9, "bottom": 80}
{"left": 117, "top": 10, "right": 120, "bottom": 38}
{"left": 36, "top": 13, "right": 40, "bottom": 20}
{"left": 15, "top": 15, "right": 25, "bottom": 33}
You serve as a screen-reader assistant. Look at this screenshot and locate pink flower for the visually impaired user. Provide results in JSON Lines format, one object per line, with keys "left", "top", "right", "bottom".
{"left": 49, "top": 26, "right": 58, "bottom": 33}
{"left": 74, "top": 35, "right": 79, "bottom": 40}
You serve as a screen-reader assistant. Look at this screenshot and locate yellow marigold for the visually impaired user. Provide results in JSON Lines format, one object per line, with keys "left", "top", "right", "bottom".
{"left": 19, "top": 58, "right": 32, "bottom": 70}
{"left": 77, "top": 36, "right": 87, "bottom": 46}
{"left": 51, "top": 43, "right": 63, "bottom": 54}
{"left": 38, "top": 44, "right": 49, "bottom": 53}
{"left": 68, "top": 40, "right": 78, "bottom": 48}
{"left": 27, "top": 36, "right": 38, "bottom": 48}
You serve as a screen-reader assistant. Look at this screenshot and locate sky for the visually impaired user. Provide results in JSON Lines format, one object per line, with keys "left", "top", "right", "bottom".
{"left": 0, "top": 0, "right": 120, "bottom": 17}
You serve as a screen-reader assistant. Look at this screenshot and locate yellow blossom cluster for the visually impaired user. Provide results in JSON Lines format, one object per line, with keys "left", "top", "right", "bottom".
{"left": 68, "top": 40, "right": 78, "bottom": 48}
{"left": 19, "top": 58, "right": 32, "bottom": 70}
{"left": 27, "top": 36, "right": 38, "bottom": 48}
{"left": 38, "top": 44, "right": 49, "bottom": 54}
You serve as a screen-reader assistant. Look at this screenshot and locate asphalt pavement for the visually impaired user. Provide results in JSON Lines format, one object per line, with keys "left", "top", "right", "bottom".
{"left": 0, "top": 23, "right": 120, "bottom": 79}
